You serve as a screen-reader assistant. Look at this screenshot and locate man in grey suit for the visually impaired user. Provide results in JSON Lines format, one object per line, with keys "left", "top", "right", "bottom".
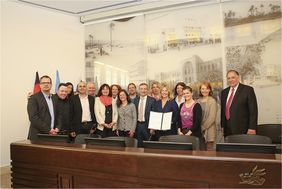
{"left": 27, "top": 75, "right": 62, "bottom": 140}
{"left": 221, "top": 70, "right": 258, "bottom": 137}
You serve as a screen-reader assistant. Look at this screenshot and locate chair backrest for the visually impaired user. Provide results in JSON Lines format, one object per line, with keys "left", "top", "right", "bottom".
{"left": 159, "top": 135, "right": 200, "bottom": 150}
{"left": 75, "top": 134, "right": 101, "bottom": 144}
{"left": 37, "top": 134, "right": 69, "bottom": 143}
{"left": 225, "top": 134, "right": 272, "bottom": 144}
{"left": 257, "top": 124, "right": 282, "bottom": 144}
{"left": 106, "top": 136, "right": 138, "bottom": 147}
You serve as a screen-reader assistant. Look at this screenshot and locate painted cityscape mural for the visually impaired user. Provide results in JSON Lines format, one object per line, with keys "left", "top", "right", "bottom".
{"left": 85, "top": 0, "right": 281, "bottom": 124}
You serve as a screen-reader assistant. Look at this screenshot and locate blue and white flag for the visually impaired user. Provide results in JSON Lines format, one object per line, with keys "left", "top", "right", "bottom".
{"left": 55, "top": 70, "right": 60, "bottom": 93}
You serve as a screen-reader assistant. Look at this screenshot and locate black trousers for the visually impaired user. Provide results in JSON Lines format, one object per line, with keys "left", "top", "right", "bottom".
{"left": 95, "top": 128, "right": 116, "bottom": 138}
{"left": 78, "top": 122, "right": 93, "bottom": 134}
{"left": 224, "top": 120, "right": 233, "bottom": 137}
{"left": 118, "top": 130, "right": 130, "bottom": 137}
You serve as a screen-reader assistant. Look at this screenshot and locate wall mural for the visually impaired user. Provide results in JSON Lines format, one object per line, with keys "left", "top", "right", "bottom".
{"left": 223, "top": 0, "right": 281, "bottom": 123}
{"left": 85, "top": 0, "right": 281, "bottom": 124}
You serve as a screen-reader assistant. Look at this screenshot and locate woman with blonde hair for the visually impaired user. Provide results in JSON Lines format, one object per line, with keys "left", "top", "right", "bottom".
{"left": 197, "top": 81, "right": 217, "bottom": 150}
{"left": 150, "top": 81, "right": 161, "bottom": 101}
{"left": 153, "top": 84, "right": 179, "bottom": 139}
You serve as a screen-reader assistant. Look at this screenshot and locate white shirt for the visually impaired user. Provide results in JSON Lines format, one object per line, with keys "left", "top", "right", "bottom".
{"left": 226, "top": 83, "right": 239, "bottom": 105}
{"left": 175, "top": 95, "right": 185, "bottom": 107}
{"left": 79, "top": 95, "right": 92, "bottom": 122}
{"left": 43, "top": 93, "right": 54, "bottom": 129}
{"left": 138, "top": 95, "right": 147, "bottom": 122}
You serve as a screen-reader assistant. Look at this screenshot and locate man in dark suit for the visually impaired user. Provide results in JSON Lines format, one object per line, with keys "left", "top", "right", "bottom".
{"left": 27, "top": 75, "right": 62, "bottom": 140}
{"left": 221, "top": 70, "right": 258, "bottom": 137}
{"left": 53, "top": 83, "right": 70, "bottom": 134}
{"left": 134, "top": 83, "right": 156, "bottom": 147}
{"left": 70, "top": 81, "right": 96, "bottom": 138}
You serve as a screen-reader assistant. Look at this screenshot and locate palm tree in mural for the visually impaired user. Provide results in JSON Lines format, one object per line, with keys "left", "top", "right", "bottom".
{"left": 260, "top": 4, "right": 264, "bottom": 15}
{"left": 110, "top": 22, "right": 115, "bottom": 51}
{"left": 254, "top": 7, "right": 258, "bottom": 16}
{"left": 248, "top": 5, "right": 255, "bottom": 16}
{"left": 269, "top": 3, "right": 273, "bottom": 13}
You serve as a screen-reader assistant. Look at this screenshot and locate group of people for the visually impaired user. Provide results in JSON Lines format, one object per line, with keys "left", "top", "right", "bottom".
{"left": 27, "top": 69, "right": 258, "bottom": 150}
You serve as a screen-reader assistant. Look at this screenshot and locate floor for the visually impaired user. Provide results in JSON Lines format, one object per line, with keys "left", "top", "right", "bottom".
{"left": 1, "top": 166, "right": 11, "bottom": 189}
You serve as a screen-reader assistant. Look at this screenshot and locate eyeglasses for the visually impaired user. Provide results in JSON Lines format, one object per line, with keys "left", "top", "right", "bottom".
{"left": 40, "top": 82, "right": 51, "bottom": 85}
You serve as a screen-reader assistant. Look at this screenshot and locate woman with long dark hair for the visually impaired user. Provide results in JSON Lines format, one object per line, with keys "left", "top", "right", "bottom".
{"left": 116, "top": 89, "right": 136, "bottom": 137}
{"left": 94, "top": 83, "right": 118, "bottom": 138}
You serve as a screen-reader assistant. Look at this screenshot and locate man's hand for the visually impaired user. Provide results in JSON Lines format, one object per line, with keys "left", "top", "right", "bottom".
{"left": 149, "top": 129, "right": 155, "bottom": 135}
{"left": 70, "top": 132, "right": 76, "bottom": 137}
{"left": 247, "top": 129, "right": 256, "bottom": 135}
{"left": 49, "top": 129, "right": 58, "bottom": 135}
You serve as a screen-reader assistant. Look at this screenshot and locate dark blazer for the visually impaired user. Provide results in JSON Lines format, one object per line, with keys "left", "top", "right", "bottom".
{"left": 70, "top": 95, "right": 96, "bottom": 133}
{"left": 134, "top": 95, "right": 156, "bottom": 128}
{"left": 154, "top": 99, "right": 179, "bottom": 134}
{"left": 27, "top": 92, "right": 62, "bottom": 140}
{"left": 178, "top": 102, "right": 202, "bottom": 138}
{"left": 221, "top": 83, "right": 258, "bottom": 136}
{"left": 53, "top": 94, "right": 71, "bottom": 134}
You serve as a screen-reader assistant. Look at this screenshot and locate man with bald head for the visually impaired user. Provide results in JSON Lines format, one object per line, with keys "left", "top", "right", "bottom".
{"left": 87, "top": 82, "right": 96, "bottom": 97}
{"left": 70, "top": 81, "right": 97, "bottom": 137}
{"left": 221, "top": 70, "right": 258, "bottom": 137}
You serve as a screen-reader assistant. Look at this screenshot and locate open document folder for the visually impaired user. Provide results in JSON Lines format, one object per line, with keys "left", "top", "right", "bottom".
{"left": 148, "top": 111, "right": 172, "bottom": 130}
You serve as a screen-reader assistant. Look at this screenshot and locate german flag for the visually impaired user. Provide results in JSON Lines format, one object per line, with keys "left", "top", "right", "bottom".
{"left": 33, "top": 71, "right": 40, "bottom": 94}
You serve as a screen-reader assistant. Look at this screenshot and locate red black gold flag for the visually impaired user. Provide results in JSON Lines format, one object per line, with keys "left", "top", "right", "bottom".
{"left": 33, "top": 71, "right": 40, "bottom": 94}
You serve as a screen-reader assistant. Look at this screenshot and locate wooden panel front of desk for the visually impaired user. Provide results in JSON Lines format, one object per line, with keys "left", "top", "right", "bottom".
{"left": 10, "top": 141, "right": 281, "bottom": 188}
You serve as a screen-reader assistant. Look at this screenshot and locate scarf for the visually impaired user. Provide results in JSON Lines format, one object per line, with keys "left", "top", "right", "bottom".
{"left": 99, "top": 96, "right": 112, "bottom": 106}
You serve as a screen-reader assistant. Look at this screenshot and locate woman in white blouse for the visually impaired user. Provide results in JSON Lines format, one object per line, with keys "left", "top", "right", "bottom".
{"left": 94, "top": 83, "right": 118, "bottom": 138}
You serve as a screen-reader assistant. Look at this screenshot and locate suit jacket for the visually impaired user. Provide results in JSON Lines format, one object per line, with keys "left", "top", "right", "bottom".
{"left": 221, "top": 83, "right": 258, "bottom": 136}
{"left": 53, "top": 94, "right": 71, "bottom": 133}
{"left": 27, "top": 92, "right": 62, "bottom": 140}
{"left": 134, "top": 95, "right": 156, "bottom": 128}
{"left": 70, "top": 95, "right": 96, "bottom": 133}
{"left": 197, "top": 96, "right": 217, "bottom": 141}
{"left": 154, "top": 99, "right": 179, "bottom": 134}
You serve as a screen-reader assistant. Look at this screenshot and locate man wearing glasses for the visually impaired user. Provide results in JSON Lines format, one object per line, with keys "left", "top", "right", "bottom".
{"left": 27, "top": 75, "right": 62, "bottom": 140}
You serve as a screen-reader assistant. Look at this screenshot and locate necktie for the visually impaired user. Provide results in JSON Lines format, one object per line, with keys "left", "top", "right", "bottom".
{"left": 225, "top": 87, "right": 234, "bottom": 120}
{"left": 138, "top": 97, "right": 144, "bottom": 122}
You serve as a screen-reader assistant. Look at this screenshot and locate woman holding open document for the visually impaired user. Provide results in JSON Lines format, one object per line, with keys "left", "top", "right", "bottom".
{"left": 151, "top": 84, "right": 179, "bottom": 140}
{"left": 178, "top": 86, "right": 203, "bottom": 147}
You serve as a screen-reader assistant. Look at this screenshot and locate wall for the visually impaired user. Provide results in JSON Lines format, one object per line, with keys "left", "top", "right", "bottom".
{"left": 85, "top": 1, "right": 281, "bottom": 124}
{"left": 1, "top": 1, "right": 84, "bottom": 166}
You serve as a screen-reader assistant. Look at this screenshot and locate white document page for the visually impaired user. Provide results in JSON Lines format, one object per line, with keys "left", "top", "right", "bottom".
{"left": 161, "top": 112, "right": 172, "bottom": 130}
{"left": 148, "top": 111, "right": 162, "bottom": 130}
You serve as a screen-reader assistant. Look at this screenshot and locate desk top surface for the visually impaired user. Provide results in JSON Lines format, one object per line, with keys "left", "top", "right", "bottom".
{"left": 11, "top": 140, "right": 282, "bottom": 163}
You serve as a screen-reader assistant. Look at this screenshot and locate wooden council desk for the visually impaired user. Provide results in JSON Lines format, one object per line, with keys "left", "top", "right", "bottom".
{"left": 10, "top": 140, "right": 281, "bottom": 188}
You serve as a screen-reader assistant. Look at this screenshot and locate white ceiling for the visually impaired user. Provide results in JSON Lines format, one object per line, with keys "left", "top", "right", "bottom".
{"left": 14, "top": 0, "right": 217, "bottom": 23}
{"left": 15, "top": 0, "right": 150, "bottom": 16}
